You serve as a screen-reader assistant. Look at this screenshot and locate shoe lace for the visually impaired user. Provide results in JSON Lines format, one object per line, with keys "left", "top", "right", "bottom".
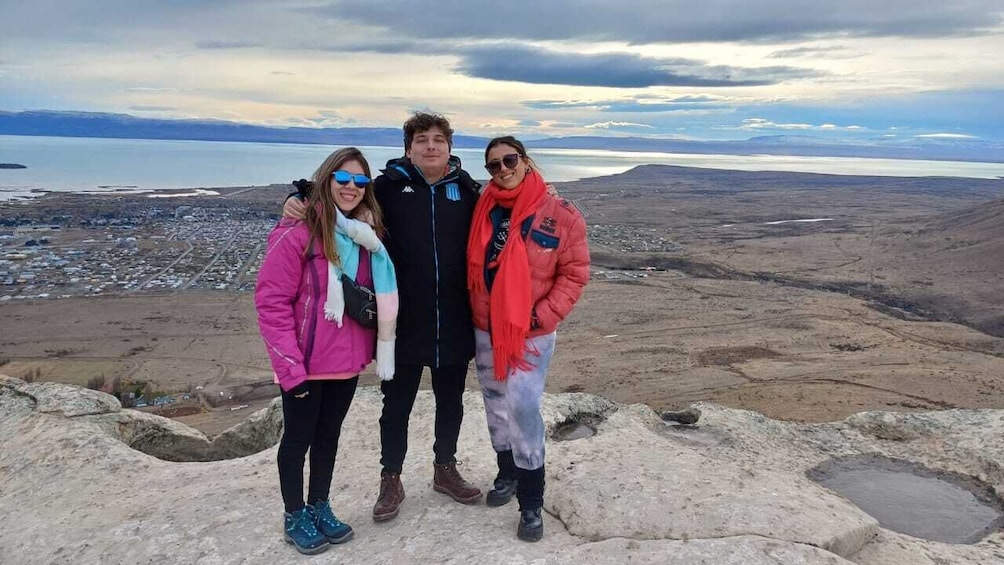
{"left": 291, "top": 508, "right": 321, "bottom": 537}
{"left": 313, "top": 500, "right": 343, "bottom": 527}
{"left": 442, "top": 461, "right": 470, "bottom": 485}
{"left": 378, "top": 473, "right": 399, "bottom": 499}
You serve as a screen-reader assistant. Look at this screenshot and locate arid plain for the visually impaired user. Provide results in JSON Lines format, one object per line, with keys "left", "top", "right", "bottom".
{"left": 2, "top": 165, "right": 1003, "bottom": 435}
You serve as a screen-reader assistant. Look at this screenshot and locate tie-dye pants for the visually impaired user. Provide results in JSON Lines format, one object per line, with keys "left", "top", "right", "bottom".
{"left": 474, "top": 328, "right": 557, "bottom": 470}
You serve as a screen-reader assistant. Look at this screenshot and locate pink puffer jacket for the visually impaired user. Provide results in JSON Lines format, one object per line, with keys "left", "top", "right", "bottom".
{"left": 255, "top": 219, "right": 375, "bottom": 392}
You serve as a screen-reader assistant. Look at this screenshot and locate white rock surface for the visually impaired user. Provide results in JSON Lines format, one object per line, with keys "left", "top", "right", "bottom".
{"left": 1, "top": 375, "right": 1002, "bottom": 564}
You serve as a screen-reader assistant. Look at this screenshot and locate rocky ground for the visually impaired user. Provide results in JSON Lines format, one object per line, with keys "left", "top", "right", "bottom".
{"left": 2, "top": 376, "right": 1002, "bottom": 564}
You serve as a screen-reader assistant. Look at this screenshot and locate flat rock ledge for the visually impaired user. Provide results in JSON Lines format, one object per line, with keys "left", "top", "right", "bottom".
{"left": 1, "top": 375, "right": 1002, "bottom": 565}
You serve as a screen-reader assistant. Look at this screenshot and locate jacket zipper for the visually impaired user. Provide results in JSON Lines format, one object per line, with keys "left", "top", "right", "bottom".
{"left": 425, "top": 169, "right": 459, "bottom": 367}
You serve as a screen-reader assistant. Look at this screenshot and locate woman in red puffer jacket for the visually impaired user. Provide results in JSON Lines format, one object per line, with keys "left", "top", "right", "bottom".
{"left": 466, "top": 135, "right": 590, "bottom": 543}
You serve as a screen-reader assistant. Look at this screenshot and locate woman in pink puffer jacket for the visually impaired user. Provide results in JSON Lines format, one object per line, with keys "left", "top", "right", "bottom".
{"left": 255, "top": 147, "right": 397, "bottom": 555}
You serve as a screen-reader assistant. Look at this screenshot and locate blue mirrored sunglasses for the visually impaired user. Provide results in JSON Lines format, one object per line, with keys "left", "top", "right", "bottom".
{"left": 333, "top": 170, "right": 371, "bottom": 188}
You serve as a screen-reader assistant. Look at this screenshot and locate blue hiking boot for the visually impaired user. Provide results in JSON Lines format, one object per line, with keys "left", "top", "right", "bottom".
{"left": 283, "top": 507, "right": 329, "bottom": 555}
{"left": 308, "top": 500, "right": 354, "bottom": 544}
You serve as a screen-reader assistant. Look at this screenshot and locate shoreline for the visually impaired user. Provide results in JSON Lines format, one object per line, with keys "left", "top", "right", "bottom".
{"left": 4, "top": 156, "right": 1004, "bottom": 203}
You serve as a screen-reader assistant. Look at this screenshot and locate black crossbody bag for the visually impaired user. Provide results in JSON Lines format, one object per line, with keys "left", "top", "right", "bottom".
{"left": 305, "top": 232, "right": 377, "bottom": 329}
{"left": 341, "top": 272, "right": 377, "bottom": 329}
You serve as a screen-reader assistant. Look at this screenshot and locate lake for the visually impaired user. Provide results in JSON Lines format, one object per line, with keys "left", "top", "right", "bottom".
{"left": 2, "top": 135, "right": 1003, "bottom": 200}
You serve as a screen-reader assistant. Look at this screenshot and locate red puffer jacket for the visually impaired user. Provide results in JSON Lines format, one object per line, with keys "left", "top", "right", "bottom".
{"left": 471, "top": 194, "right": 590, "bottom": 336}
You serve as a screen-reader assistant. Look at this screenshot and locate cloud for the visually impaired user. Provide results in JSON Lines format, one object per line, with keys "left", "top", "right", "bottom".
{"left": 585, "top": 121, "right": 655, "bottom": 130}
{"left": 740, "top": 118, "right": 868, "bottom": 131}
{"left": 128, "top": 105, "right": 176, "bottom": 112}
{"left": 523, "top": 95, "right": 731, "bottom": 112}
{"left": 767, "top": 46, "right": 863, "bottom": 59}
{"left": 319, "top": 39, "right": 447, "bottom": 54}
{"left": 517, "top": 119, "right": 542, "bottom": 126}
{"left": 741, "top": 118, "right": 813, "bottom": 130}
{"left": 123, "top": 87, "right": 185, "bottom": 93}
{"left": 195, "top": 40, "right": 262, "bottom": 49}
{"left": 321, "top": 0, "right": 1004, "bottom": 43}
{"left": 915, "top": 133, "right": 979, "bottom": 139}
{"left": 457, "top": 45, "right": 817, "bottom": 87}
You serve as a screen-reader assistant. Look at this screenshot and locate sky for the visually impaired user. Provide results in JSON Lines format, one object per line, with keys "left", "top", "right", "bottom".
{"left": 1, "top": 1, "right": 1003, "bottom": 142}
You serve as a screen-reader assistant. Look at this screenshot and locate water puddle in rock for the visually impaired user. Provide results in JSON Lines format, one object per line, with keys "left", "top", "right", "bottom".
{"left": 808, "top": 456, "right": 1004, "bottom": 543}
{"left": 553, "top": 415, "right": 603, "bottom": 441}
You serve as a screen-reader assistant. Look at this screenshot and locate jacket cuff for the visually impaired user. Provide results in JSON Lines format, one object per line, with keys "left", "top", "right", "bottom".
{"left": 279, "top": 364, "right": 308, "bottom": 392}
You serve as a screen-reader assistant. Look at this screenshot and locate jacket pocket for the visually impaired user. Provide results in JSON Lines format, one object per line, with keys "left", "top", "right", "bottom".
{"left": 529, "top": 229, "right": 560, "bottom": 249}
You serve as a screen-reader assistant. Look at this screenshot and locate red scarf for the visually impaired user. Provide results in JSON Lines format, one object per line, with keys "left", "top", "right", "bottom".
{"left": 467, "top": 169, "right": 548, "bottom": 380}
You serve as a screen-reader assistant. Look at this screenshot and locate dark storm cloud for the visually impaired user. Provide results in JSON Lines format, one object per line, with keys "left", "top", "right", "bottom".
{"left": 2, "top": 1, "right": 252, "bottom": 41}
{"left": 458, "top": 45, "right": 817, "bottom": 87}
{"left": 317, "top": 0, "right": 1003, "bottom": 43}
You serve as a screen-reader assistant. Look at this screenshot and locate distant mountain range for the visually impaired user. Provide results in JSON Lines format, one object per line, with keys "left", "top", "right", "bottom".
{"left": 2, "top": 110, "right": 1002, "bottom": 163}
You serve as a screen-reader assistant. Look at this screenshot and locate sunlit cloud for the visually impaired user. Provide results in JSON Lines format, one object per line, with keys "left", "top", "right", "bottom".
{"left": 915, "top": 133, "right": 980, "bottom": 139}
{"left": 740, "top": 118, "right": 868, "bottom": 132}
{"left": 585, "top": 121, "right": 656, "bottom": 130}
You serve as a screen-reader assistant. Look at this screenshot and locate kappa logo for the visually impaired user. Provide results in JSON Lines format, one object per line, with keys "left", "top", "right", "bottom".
{"left": 401, "top": 186, "right": 415, "bottom": 193}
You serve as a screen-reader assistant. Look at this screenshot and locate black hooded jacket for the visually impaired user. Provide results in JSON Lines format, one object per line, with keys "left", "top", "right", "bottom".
{"left": 375, "top": 156, "right": 480, "bottom": 367}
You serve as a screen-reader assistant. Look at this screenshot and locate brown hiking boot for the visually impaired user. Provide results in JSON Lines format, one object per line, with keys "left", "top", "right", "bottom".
{"left": 433, "top": 461, "right": 483, "bottom": 504}
{"left": 373, "top": 472, "right": 405, "bottom": 522}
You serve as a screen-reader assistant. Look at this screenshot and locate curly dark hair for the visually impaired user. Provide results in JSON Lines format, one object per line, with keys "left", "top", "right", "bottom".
{"left": 403, "top": 112, "right": 453, "bottom": 151}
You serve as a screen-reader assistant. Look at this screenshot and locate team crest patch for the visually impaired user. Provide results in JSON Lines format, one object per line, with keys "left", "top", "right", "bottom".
{"left": 539, "top": 216, "right": 557, "bottom": 233}
{"left": 445, "top": 183, "right": 461, "bottom": 201}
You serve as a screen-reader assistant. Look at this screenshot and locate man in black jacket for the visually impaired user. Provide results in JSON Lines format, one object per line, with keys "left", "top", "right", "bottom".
{"left": 371, "top": 112, "right": 483, "bottom": 520}
{"left": 283, "top": 112, "right": 483, "bottom": 521}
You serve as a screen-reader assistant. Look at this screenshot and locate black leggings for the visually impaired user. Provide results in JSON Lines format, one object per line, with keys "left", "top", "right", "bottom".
{"left": 277, "top": 378, "right": 358, "bottom": 513}
{"left": 379, "top": 363, "right": 468, "bottom": 473}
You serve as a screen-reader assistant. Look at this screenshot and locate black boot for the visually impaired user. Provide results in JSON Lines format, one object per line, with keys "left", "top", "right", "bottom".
{"left": 515, "top": 466, "right": 545, "bottom": 542}
{"left": 517, "top": 508, "right": 543, "bottom": 542}
{"left": 487, "top": 450, "right": 518, "bottom": 507}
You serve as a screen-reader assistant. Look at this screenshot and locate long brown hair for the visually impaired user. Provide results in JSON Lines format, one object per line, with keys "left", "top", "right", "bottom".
{"left": 304, "top": 147, "right": 384, "bottom": 265}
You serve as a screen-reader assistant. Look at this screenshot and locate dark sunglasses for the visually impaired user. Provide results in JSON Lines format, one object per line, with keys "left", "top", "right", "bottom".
{"left": 485, "top": 153, "right": 520, "bottom": 175}
{"left": 332, "top": 170, "right": 371, "bottom": 188}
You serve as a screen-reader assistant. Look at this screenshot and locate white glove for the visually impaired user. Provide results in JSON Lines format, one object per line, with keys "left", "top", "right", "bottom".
{"left": 376, "top": 340, "right": 395, "bottom": 381}
{"left": 336, "top": 208, "right": 383, "bottom": 253}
